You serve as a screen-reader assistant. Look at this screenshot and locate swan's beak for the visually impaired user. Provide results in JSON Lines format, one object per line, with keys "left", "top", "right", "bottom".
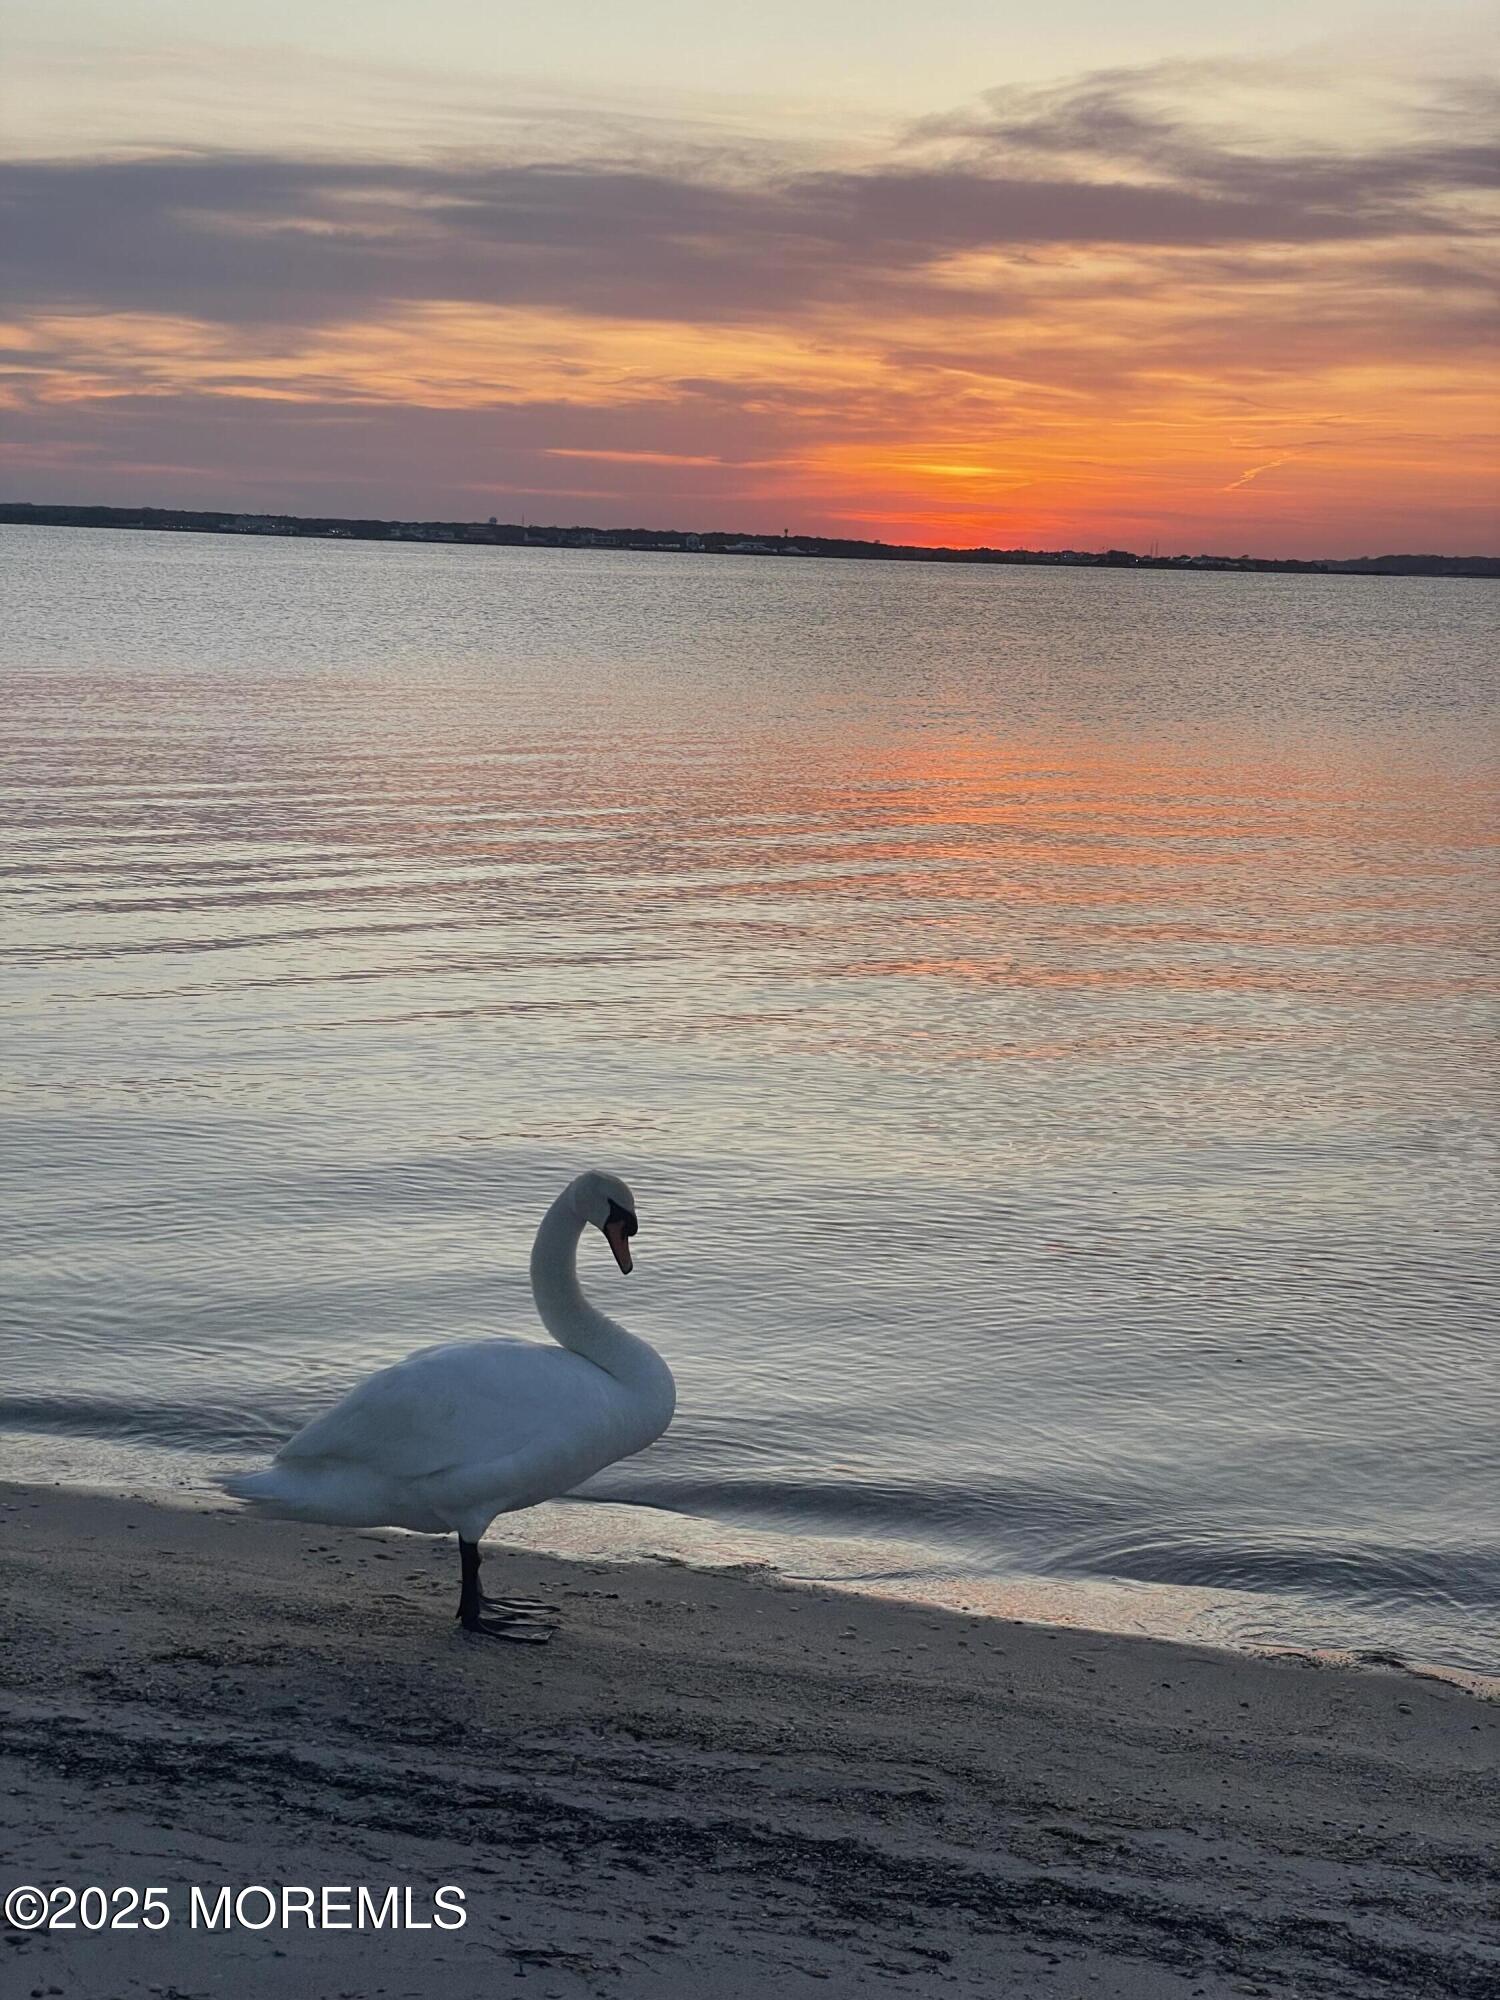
{"left": 604, "top": 1218, "right": 635, "bottom": 1274}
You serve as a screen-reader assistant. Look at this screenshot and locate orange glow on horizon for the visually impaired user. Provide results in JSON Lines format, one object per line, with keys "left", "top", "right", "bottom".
{"left": 5, "top": 270, "right": 1496, "bottom": 555}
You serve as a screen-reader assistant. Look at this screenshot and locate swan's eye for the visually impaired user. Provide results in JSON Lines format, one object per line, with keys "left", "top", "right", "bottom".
{"left": 606, "top": 1198, "right": 638, "bottom": 1237}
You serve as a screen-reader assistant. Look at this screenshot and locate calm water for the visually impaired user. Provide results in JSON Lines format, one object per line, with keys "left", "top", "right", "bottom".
{"left": 3, "top": 526, "right": 1497, "bottom": 1671}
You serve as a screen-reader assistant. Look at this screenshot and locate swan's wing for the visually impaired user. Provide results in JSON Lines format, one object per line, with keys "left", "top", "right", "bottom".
{"left": 276, "top": 1339, "right": 600, "bottom": 1481}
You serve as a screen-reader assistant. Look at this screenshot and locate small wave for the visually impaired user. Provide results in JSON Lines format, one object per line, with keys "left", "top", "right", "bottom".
{"left": 0, "top": 1395, "right": 289, "bottom": 1453}
{"left": 581, "top": 1470, "right": 1500, "bottom": 1627}
{"left": 1040, "top": 1528, "right": 1500, "bottom": 1613}
{"left": 579, "top": 1468, "right": 1124, "bottom": 1542}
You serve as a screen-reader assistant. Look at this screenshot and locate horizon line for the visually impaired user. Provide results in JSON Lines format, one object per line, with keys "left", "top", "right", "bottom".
{"left": 3, "top": 500, "right": 1496, "bottom": 575}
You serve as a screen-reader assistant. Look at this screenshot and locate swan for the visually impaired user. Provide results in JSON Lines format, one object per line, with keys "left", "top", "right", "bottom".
{"left": 222, "top": 1170, "right": 673, "bottom": 1640}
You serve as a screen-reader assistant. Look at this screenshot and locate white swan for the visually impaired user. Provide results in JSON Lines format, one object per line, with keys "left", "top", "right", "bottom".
{"left": 223, "top": 1170, "right": 674, "bottom": 1640}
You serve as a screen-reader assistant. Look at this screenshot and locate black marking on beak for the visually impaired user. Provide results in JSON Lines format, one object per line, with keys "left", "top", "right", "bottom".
{"left": 603, "top": 1198, "right": 638, "bottom": 1273}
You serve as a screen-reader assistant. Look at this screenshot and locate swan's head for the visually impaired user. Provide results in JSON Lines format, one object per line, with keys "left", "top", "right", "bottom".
{"left": 567, "top": 1170, "right": 640, "bottom": 1275}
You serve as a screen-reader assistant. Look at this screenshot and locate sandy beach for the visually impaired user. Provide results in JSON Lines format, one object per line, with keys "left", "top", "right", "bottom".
{"left": 1, "top": 1482, "right": 1495, "bottom": 2000}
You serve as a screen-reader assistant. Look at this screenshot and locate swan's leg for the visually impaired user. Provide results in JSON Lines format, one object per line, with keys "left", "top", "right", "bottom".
{"left": 458, "top": 1536, "right": 559, "bottom": 1615}
{"left": 456, "top": 1537, "right": 482, "bottom": 1623}
{"left": 456, "top": 1538, "right": 557, "bottom": 1643}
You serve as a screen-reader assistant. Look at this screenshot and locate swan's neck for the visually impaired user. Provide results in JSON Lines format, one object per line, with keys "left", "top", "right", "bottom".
{"left": 529, "top": 1192, "right": 669, "bottom": 1400}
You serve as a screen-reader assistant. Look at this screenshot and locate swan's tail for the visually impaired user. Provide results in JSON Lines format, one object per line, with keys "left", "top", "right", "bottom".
{"left": 218, "top": 1461, "right": 446, "bottom": 1532}
{"left": 218, "top": 1467, "right": 289, "bottom": 1505}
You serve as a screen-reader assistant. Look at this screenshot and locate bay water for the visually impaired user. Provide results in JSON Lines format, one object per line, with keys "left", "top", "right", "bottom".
{"left": 3, "top": 526, "right": 1495, "bottom": 1672}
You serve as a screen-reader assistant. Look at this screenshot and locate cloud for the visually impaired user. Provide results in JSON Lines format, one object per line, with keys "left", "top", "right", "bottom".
{"left": 1, "top": 60, "right": 1495, "bottom": 552}
{"left": 1222, "top": 453, "right": 1299, "bottom": 492}
{"left": 3, "top": 64, "right": 1495, "bottom": 338}
{"left": 908, "top": 59, "right": 1500, "bottom": 203}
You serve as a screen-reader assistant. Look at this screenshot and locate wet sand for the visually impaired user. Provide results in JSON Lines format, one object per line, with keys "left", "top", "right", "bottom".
{"left": 1, "top": 1482, "right": 1495, "bottom": 1999}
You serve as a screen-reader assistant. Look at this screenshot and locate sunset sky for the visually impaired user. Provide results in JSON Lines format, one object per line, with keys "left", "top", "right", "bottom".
{"left": 4, "top": 2, "right": 1497, "bottom": 554}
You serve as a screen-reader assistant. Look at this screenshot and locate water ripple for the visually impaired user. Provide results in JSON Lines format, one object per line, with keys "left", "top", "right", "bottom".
{"left": 3, "top": 529, "right": 1496, "bottom": 1672}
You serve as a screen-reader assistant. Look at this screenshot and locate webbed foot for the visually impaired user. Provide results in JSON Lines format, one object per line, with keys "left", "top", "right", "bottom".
{"left": 455, "top": 1597, "right": 557, "bottom": 1621}
{"left": 460, "top": 1610, "right": 557, "bottom": 1644}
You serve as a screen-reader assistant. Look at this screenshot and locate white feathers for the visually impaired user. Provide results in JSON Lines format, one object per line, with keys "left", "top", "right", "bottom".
{"left": 223, "top": 1174, "right": 675, "bottom": 1545}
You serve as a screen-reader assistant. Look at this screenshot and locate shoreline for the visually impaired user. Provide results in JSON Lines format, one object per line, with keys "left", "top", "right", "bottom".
{"left": 2, "top": 1479, "right": 1496, "bottom": 1999}
{"left": 5, "top": 1435, "right": 1497, "bottom": 1696}
{"left": 5, "top": 510, "right": 1497, "bottom": 578}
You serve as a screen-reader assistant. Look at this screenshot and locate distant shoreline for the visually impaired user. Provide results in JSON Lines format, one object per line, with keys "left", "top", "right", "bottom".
{"left": 4, "top": 502, "right": 1496, "bottom": 579}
